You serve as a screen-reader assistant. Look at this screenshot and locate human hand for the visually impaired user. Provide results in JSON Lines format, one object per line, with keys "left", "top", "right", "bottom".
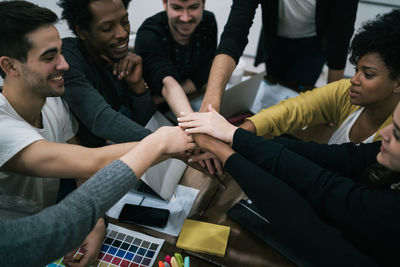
{"left": 101, "top": 52, "right": 145, "bottom": 92}
{"left": 153, "top": 126, "right": 196, "bottom": 155}
{"left": 178, "top": 104, "right": 238, "bottom": 144}
{"left": 184, "top": 134, "right": 222, "bottom": 175}
{"left": 63, "top": 219, "right": 105, "bottom": 267}
{"left": 191, "top": 149, "right": 223, "bottom": 175}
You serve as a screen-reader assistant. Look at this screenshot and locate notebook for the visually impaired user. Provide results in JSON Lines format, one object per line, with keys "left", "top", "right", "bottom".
{"left": 130, "top": 111, "right": 187, "bottom": 201}
{"left": 176, "top": 219, "right": 230, "bottom": 257}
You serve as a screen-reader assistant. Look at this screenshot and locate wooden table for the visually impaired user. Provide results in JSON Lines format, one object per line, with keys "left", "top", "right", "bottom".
{"left": 111, "top": 166, "right": 295, "bottom": 267}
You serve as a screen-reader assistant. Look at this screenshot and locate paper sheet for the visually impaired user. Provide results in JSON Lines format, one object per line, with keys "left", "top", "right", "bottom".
{"left": 107, "top": 185, "right": 199, "bottom": 236}
{"left": 250, "top": 80, "right": 299, "bottom": 114}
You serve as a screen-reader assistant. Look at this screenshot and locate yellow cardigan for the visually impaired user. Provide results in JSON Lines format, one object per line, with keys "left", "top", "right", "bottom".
{"left": 247, "top": 79, "right": 392, "bottom": 142}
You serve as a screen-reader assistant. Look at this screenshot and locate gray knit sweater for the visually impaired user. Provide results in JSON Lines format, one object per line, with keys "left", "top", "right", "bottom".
{"left": 0, "top": 160, "right": 136, "bottom": 266}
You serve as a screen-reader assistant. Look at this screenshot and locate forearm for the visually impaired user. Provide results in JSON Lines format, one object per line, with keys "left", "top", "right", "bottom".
{"left": 162, "top": 76, "right": 194, "bottom": 115}
{"left": 201, "top": 54, "right": 236, "bottom": 112}
{"left": 223, "top": 154, "right": 377, "bottom": 266}
{"left": 0, "top": 160, "right": 136, "bottom": 266}
{"left": 239, "top": 120, "right": 257, "bottom": 134}
{"left": 120, "top": 133, "right": 168, "bottom": 178}
{"left": 3, "top": 140, "right": 138, "bottom": 180}
{"left": 196, "top": 135, "right": 235, "bottom": 166}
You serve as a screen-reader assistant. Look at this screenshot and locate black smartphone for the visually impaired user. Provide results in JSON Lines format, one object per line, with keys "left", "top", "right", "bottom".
{"left": 118, "top": 204, "right": 170, "bottom": 228}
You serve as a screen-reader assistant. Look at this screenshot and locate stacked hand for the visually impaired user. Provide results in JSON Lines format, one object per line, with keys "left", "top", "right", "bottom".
{"left": 176, "top": 104, "right": 238, "bottom": 173}
{"left": 154, "top": 126, "right": 196, "bottom": 155}
{"left": 178, "top": 104, "right": 238, "bottom": 145}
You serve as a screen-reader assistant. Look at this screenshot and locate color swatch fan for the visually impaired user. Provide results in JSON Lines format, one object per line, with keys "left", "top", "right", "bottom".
{"left": 47, "top": 223, "right": 164, "bottom": 267}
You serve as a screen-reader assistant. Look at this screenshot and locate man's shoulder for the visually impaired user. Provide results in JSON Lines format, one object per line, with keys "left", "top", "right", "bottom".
{"left": 61, "top": 37, "right": 86, "bottom": 62}
{"left": 202, "top": 10, "right": 217, "bottom": 23}
{"left": 139, "top": 11, "right": 168, "bottom": 31}
{"left": 136, "top": 12, "right": 169, "bottom": 47}
{"left": 197, "top": 10, "right": 217, "bottom": 32}
{"left": 0, "top": 94, "right": 18, "bottom": 121}
{"left": 62, "top": 37, "right": 80, "bottom": 51}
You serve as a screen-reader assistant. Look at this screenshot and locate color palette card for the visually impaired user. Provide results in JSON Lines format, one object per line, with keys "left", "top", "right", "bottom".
{"left": 47, "top": 223, "right": 164, "bottom": 267}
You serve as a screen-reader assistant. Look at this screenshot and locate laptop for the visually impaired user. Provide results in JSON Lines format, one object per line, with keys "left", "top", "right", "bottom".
{"left": 219, "top": 71, "right": 265, "bottom": 118}
{"left": 130, "top": 111, "right": 187, "bottom": 202}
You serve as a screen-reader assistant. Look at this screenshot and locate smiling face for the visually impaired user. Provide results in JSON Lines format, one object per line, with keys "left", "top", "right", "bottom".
{"left": 82, "top": 0, "right": 130, "bottom": 61}
{"left": 349, "top": 53, "right": 400, "bottom": 108}
{"left": 163, "top": 0, "right": 204, "bottom": 45}
{"left": 377, "top": 102, "right": 400, "bottom": 172}
{"left": 20, "top": 24, "right": 69, "bottom": 97}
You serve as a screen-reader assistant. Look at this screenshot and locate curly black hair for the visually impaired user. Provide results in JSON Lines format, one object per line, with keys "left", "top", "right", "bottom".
{"left": 349, "top": 9, "right": 400, "bottom": 80}
{"left": 58, "top": 0, "right": 132, "bottom": 36}
{"left": 0, "top": 1, "right": 58, "bottom": 78}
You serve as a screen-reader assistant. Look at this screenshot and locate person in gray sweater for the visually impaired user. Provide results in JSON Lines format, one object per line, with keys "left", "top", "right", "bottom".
{"left": 0, "top": 125, "right": 195, "bottom": 267}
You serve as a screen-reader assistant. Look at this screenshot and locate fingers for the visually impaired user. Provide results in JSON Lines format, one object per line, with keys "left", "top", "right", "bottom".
{"left": 117, "top": 57, "right": 131, "bottom": 79}
{"left": 213, "top": 158, "right": 224, "bottom": 175}
{"left": 178, "top": 120, "right": 203, "bottom": 129}
{"left": 193, "top": 150, "right": 206, "bottom": 168}
{"left": 204, "top": 159, "right": 215, "bottom": 175}
{"left": 101, "top": 52, "right": 142, "bottom": 80}
{"left": 117, "top": 54, "right": 139, "bottom": 79}
{"left": 184, "top": 126, "right": 209, "bottom": 135}
{"left": 188, "top": 151, "right": 215, "bottom": 162}
{"left": 63, "top": 248, "right": 78, "bottom": 261}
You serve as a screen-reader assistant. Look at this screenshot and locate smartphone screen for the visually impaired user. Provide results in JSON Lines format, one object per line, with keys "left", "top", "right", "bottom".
{"left": 118, "top": 204, "right": 170, "bottom": 228}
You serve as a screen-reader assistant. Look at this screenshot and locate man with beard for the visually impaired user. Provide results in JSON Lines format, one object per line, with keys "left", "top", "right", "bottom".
{"left": 58, "top": 0, "right": 156, "bottom": 148}
{"left": 134, "top": 0, "right": 217, "bottom": 117}
{"left": 0, "top": 1, "right": 148, "bottom": 265}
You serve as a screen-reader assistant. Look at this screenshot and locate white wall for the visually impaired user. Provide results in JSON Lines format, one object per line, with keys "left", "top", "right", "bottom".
{"left": 344, "top": 2, "right": 394, "bottom": 77}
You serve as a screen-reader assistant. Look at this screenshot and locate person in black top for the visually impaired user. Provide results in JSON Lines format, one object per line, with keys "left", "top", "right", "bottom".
{"left": 178, "top": 10, "right": 400, "bottom": 262}
{"left": 134, "top": 0, "right": 217, "bottom": 117}
{"left": 135, "top": 0, "right": 221, "bottom": 175}
{"left": 200, "top": 0, "right": 358, "bottom": 114}
{"left": 178, "top": 99, "right": 400, "bottom": 266}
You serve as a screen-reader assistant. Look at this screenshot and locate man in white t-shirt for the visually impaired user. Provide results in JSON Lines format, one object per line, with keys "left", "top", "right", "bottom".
{"left": 0, "top": 1, "right": 140, "bottom": 265}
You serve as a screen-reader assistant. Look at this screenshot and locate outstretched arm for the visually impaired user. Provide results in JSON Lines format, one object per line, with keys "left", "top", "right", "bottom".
{"left": 161, "top": 76, "right": 194, "bottom": 116}
{"left": 0, "top": 126, "right": 194, "bottom": 266}
{"left": 200, "top": 54, "right": 236, "bottom": 112}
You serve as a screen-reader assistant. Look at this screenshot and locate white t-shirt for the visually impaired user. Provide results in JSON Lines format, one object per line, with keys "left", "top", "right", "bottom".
{"left": 328, "top": 107, "right": 376, "bottom": 145}
{"left": 278, "top": 0, "right": 317, "bottom": 38}
{"left": 0, "top": 94, "right": 77, "bottom": 220}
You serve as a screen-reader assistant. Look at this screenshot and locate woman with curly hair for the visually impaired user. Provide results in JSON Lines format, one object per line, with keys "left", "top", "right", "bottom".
{"left": 179, "top": 10, "right": 400, "bottom": 266}
{"left": 241, "top": 9, "right": 400, "bottom": 145}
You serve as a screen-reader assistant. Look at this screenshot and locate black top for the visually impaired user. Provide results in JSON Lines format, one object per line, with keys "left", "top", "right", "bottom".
{"left": 217, "top": 0, "right": 358, "bottom": 69}
{"left": 62, "top": 37, "right": 155, "bottom": 147}
{"left": 224, "top": 128, "right": 400, "bottom": 266}
{"left": 134, "top": 11, "right": 217, "bottom": 94}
